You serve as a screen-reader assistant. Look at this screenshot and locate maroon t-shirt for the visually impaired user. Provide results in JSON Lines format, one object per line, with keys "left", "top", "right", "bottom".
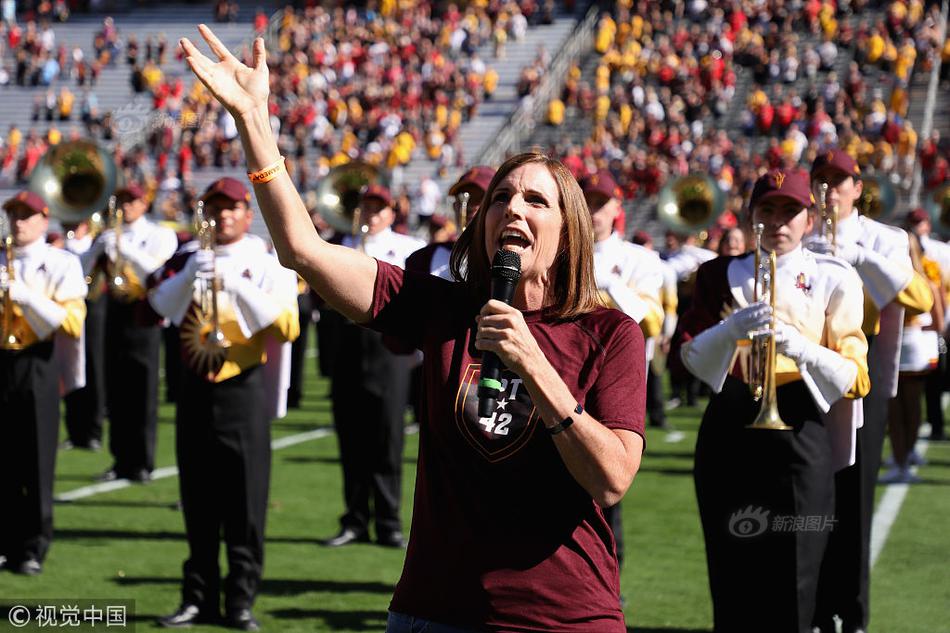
{"left": 368, "top": 261, "right": 646, "bottom": 632}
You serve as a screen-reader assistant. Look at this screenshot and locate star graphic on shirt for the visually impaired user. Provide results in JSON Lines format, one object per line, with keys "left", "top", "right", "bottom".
{"left": 496, "top": 398, "right": 509, "bottom": 411}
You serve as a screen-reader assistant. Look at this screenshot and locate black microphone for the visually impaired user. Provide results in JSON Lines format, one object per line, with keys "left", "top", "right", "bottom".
{"left": 477, "top": 249, "right": 522, "bottom": 418}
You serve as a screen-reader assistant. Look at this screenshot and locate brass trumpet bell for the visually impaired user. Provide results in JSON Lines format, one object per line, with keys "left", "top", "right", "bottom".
{"left": 310, "top": 161, "right": 390, "bottom": 235}
{"left": 656, "top": 173, "right": 726, "bottom": 233}
{"left": 28, "top": 139, "right": 120, "bottom": 224}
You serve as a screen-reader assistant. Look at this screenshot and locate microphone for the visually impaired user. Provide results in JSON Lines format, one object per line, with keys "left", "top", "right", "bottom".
{"left": 477, "top": 249, "right": 522, "bottom": 418}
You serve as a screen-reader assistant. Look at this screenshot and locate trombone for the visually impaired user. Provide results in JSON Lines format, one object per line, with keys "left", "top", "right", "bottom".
{"left": 747, "top": 223, "right": 792, "bottom": 431}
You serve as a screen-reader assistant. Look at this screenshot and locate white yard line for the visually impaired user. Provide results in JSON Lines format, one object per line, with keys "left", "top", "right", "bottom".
{"left": 56, "top": 423, "right": 421, "bottom": 502}
{"left": 869, "top": 439, "right": 929, "bottom": 568}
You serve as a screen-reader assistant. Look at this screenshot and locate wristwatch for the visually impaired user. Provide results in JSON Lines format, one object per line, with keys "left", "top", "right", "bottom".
{"left": 547, "top": 403, "right": 583, "bottom": 435}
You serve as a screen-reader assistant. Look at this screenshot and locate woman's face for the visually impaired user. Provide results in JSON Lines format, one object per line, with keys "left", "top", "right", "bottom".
{"left": 752, "top": 197, "right": 812, "bottom": 255}
{"left": 483, "top": 163, "right": 563, "bottom": 280}
{"left": 721, "top": 228, "right": 746, "bottom": 256}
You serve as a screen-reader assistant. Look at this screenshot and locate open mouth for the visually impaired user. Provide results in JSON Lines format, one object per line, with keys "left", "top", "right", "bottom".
{"left": 499, "top": 229, "right": 531, "bottom": 251}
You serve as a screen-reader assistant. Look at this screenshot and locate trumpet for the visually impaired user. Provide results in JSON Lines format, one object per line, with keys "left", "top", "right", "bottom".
{"left": 747, "top": 232, "right": 792, "bottom": 431}
{"left": 749, "top": 224, "right": 767, "bottom": 401}
{"left": 457, "top": 191, "right": 471, "bottom": 230}
{"left": 180, "top": 200, "right": 230, "bottom": 379}
{"left": 818, "top": 182, "right": 838, "bottom": 255}
{"left": 0, "top": 215, "right": 25, "bottom": 350}
{"left": 107, "top": 195, "right": 132, "bottom": 299}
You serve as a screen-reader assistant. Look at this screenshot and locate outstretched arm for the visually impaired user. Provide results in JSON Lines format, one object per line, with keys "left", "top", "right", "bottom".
{"left": 180, "top": 25, "right": 376, "bottom": 323}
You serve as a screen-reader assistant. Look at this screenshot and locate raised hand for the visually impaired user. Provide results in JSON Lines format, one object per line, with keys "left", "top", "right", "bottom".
{"left": 179, "top": 24, "right": 269, "bottom": 118}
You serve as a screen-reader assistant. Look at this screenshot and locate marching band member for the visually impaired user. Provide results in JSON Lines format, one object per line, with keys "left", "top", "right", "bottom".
{"left": 62, "top": 219, "right": 106, "bottom": 450}
{"left": 405, "top": 165, "right": 495, "bottom": 279}
{"left": 663, "top": 229, "right": 716, "bottom": 408}
{"left": 806, "top": 149, "right": 933, "bottom": 633}
{"left": 323, "top": 184, "right": 425, "bottom": 549}
{"left": 672, "top": 169, "right": 870, "bottom": 632}
{"left": 149, "top": 177, "right": 299, "bottom": 630}
{"left": 83, "top": 182, "right": 177, "bottom": 483}
{"left": 581, "top": 169, "right": 664, "bottom": 574}
{"left": 634, "top": 229, "right": 682, "bottom": 432}
{"left": 0, "top": 190, "right": 87, "bottom": 575}
{"left": 905, "top": 207, "right": 950, "bottom": 442}
{"left": 882, "top": 230, "right": 944, "bottom": 483}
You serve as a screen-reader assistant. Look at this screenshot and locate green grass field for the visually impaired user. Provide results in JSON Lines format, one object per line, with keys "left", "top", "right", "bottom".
{"left": 1, "top": 338, "right": 948, "bottom": 632}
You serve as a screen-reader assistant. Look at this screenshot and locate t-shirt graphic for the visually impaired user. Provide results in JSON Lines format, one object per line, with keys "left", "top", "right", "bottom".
{"left": 455, "top": 364, "right": 539, "bottom": 462}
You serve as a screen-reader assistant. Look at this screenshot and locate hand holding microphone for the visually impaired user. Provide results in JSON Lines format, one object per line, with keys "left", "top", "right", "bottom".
{"left": 475, "top": 250, "right": 523, "bottom": 418}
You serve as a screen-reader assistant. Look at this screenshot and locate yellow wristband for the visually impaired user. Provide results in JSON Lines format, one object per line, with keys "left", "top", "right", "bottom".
{"left": 248, "top": 156, "right": 286, "bottom": 184}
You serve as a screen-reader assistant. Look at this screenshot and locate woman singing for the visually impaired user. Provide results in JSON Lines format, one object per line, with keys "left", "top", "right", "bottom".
{"left": 671, "top": 169, "right": 869, "bottom": 633}
{"left": 179, "top": 27, "right": 645, "bottom": 632}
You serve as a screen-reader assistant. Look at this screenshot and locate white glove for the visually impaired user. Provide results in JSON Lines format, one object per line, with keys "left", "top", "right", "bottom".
{"left": 774, "top": 320, "right": 859, "bottom": 411}
{"left": 724, "top": 301, "right": 772, "bottom": 340}
{"left": 774, "top": 321, "right": 812, "bottom": 364}
{"left": 220, "top": 267, "right": 282, "bottom": 337}
{"left": 102, "top": 230, "right": 118, "bottom": 262}
{"left": 803, "top": 235, "right": 865, "bottom": 267}
{"left": 8, "top": 279, "right": 67, "bottom": 339}
{"left": 194, "top": 249, "right": 215, "bottom": 276}
{"left": 8, "top": 279, "right": 31, "bottom": 304}
{"left": 803, "top": 234, "right": 833, "bottom": 255}
{"left": 679, "top": 301, "right": 769, "bottom": 394}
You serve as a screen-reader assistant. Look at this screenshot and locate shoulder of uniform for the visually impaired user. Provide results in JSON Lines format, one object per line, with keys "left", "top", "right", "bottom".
{"left": 176, "top": 240, "right": 200, "bottom": 255}
{"left": 155, "top": 223, "right": 178, "bottom": 239}
{"left": 807, "top": 250, "right": 862, "bottom": 290}
{"left": 45, "top": 244, "right": 83, "bottom": 268}
{"left": 862, "top": 216, "right": 908, "bottom": 246}
{"left": 810, "top": 249, "right": 857, "bottom": 275}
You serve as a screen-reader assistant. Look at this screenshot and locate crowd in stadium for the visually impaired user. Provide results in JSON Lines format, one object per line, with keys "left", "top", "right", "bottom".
{"left": 540, "top": 0, "right": 949, "bottom": 231}
{"left": 0, "top": 1, "right": 557, "bottom": 209}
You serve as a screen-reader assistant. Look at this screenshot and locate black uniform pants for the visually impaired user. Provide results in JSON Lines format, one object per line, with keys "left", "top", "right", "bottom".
{"left": 287, "top": 292, "right": 314, "bottom": 407}
{"left": 163, "top": 324, "right": 182, "bottom": 404}
{"left": 924, "top": 350, "right": 947, "bottom": 438}
{"left": 646, "top": 362, "right": 667, "bottom": 427}
{"left": 0, "top": 342, "right": 59, "bottom": 564}
{"left": 64, "top": 295, "right": 106, "bottom": 445}
{"left": 332, "top": 328, "right": 410, "bottom": 537}
{"left": 695, "top": 379, "right": 834, "bottom": 633}
{"left": 176, "top": 365, "right": 270, "bottom": 613}
{"left": 602, "top": 503, "right": 624, "bottom": 568}
{"left": 105, "top": 299, "right": 160, "bottom": 475}
{"left": 813, "top": 336, "right": 891, "bottom": 631}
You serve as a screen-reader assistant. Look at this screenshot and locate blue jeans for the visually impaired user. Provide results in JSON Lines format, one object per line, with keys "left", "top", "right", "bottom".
{"left": 386, "top": 611, "right": 481, "bottom": 633}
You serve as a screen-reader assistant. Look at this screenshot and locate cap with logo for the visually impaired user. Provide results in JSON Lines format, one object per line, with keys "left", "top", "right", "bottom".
{"left": 115, "top": 182, "right": 146, "bottom": 200}
{"left": 579, "top": 169, "right": 622, "bottom": 201}
{"left": 362, "top": 184, "right": 393, "bottom": 207}
{"left": 750, "top": 169, "right": 815, "bottom": 209}
{"left": 811, "top": 148, "right": 861, "bottom": 180}
{"left": 3, "top": 190, "right": 49, "bottom": 216}
{"left": 448, "top": 166, "right": 496, "bottom": 197}
{"left": 200, "top": 177, "right": 252, "bottom": 204}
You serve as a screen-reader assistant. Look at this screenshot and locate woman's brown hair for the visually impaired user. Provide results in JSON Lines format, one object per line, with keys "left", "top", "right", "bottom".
{"left": 449, "top": 152, "right": 602, "bottom": 320}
